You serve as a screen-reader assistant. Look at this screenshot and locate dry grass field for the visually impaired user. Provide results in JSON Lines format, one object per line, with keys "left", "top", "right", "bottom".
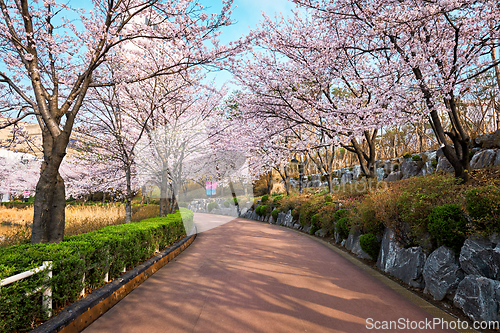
{"left": 0, "top": 203, "right": 159, "bottom": 246}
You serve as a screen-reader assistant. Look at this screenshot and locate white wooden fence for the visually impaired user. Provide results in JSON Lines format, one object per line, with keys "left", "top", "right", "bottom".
{"left": 0, "top": 261, "right": 53, "bottom": 317}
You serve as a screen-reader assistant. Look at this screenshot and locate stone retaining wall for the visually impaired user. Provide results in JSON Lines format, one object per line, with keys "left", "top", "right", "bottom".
{"left": 242, "top": 207, "right": 500, "bottom": 324}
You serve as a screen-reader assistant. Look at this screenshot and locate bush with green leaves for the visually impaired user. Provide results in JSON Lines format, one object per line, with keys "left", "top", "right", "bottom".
{"left": 428, "top": 204, "right": 467, "bottom": 253}
{"left": 310, "top": 214, "right": 320, "bottom": 235}
{"left": 271, "top": 209, "right": 280, "bottom": 221}
{"left": 359, "top": 233, "right": 381, "bottom": 260}
{"left": 325, "top": 195, "right": 332, "bottom": 203}
{"left": 336, "top": 217, "right": 350, "bottom": 239}
{"left": 261, "top": 194, "right": 269, "bottom": 203}
{"left": 333, "top": 208, "right": 349, "bottom": 221}
{"left": 0, "top": 209, "right": 190, "bottom": 332}
{"left": 403, "top": 152, "right": 412, "bottom": 159}
{"left": 208, "top": 202, "right": 219, "bottom": 212}
{"left": 411, "top": 154, "right": 421, "bottom": 161}
{"left": 255, "top": 205, "right": 270, "bottom": 217}
{"left": 466, "top": 187, "right": 500, "bottom": 234}
{"left": 223, "top": 200, "right": 232, "bottom": 208}
{"left": 396, "top": 174, "right": 460, "bottom": 246}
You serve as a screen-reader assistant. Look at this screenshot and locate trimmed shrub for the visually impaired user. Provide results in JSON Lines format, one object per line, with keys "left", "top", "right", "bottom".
{"left": 393, "top": 164, "right": 399, "bottom": 171}
{"left": 359, "top": 233, "right": 381, "bottom": 260}
{"left": 428, "top": 204, "right": 467, "bottom": 253}
{"left": 0, "top": 210, "right": 189, "bottom": 332}
{"left": 271, "top": 209, "right": 280, "bottom": 221}
{"left": 261, "top": 195, "right": 269, "bottom": 204}
{"left": 336, "top": 217, "right": 350, "bottom": 240}
{"left": 325, "top": 194, "right": 332, "bottom": 203}
{"left": 333, "top": 208, "right": 349, "bottom": 221}
{"left": 256, "top": 205, "right": 270, "bottom": 217}
{"left": 403, "top": 152, "right": 412, "bottom": 159}
{"left": 223, "top": 200, "right": 232, "bottom": 208}
{"left": 207, "top": 202, "right": 219, "bottom": 212}
{"left": 310, "top": 214, "right": 320, "bottom": 235}
{"left": 411, "top": 154, "right": 421, "bottom": 161}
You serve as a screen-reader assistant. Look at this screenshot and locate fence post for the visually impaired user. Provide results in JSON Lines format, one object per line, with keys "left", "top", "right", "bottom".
{"left": 80, "top": 273, "right": 85, "bottom": 297}
{"left": 42, "top": 261, "right": 52, "bottom": 318}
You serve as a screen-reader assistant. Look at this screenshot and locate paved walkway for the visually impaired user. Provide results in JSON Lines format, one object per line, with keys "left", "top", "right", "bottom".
{"left": 84, "top": 214, "right": 455, "bottom": 333}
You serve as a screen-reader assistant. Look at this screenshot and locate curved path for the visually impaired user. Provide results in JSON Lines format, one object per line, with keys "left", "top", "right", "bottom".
{"left": 84, "top": 214, "right": 456, "bottom": 333}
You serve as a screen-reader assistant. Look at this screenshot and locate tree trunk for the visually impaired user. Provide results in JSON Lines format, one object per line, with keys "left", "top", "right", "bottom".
{"left": 125, "top": 163, "right": 132, "bottom": 223}
{"left": 167, "top": 183, "right": 178, "bottom": 214}
{"left": 160, "top": 169, "right": 169, "bottom": 217}
{"left": 284, "top": 166, "right": 290, "bottom": 196}
{"left": 326, "top": 173, "right": 333, "bottom": 194}
{"left": 31, "top": 131, "right": 69, "bottom": 244}
{"left": 342, "top": 129, "right": 378, "bottom": 179}
{"left": 266, "top": 171, "right": 273, "bottom": 194}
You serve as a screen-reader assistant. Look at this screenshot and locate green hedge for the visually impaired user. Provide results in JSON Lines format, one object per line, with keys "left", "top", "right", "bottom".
{"left": 255, "top": 205, "right": 270, "bottom": 217}
{"left": 271, "top": 209, "right": 280, "bottom": 221}
{"left": 0, "top": 209, "right": 192, "bottom": 332}
{"left": 207, "top": 202, "right": 218, "bottom": 212}
{"left": 359, "top": 233, "right": 381, "bottom": 260}
{"left": 428, "top": 204, "right": 467, "bottom": 253}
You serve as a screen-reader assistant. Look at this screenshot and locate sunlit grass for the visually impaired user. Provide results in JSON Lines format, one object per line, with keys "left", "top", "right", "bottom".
{"left": 0, "top": 203, "right": 160, "bottom": 246}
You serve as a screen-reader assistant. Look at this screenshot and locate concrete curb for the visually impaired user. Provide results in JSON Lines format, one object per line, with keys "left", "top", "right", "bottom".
{"left": 32, "top": 228, "right": 197, "bottom": 333}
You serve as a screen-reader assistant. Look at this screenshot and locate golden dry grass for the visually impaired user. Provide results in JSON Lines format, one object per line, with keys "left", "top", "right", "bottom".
{"left": 0, "top": 203, "right": 160, "bottom": 246}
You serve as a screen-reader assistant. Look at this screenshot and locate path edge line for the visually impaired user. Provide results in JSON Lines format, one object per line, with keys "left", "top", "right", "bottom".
{"left": 32, "top": 227, "right": 197, "bottom": 333}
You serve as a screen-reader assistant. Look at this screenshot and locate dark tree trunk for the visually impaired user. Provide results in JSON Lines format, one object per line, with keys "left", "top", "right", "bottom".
{"left": 31, "top": 130, "right": 69, "bottom": 244}
{"left": 326, "top": 173, "right": 333, "bottom": 194}
{"left": 266, "top": 171, "right": 273, "bottom": 194}
{"left": 342, "top": 129, "right": 378, "bottom": 179}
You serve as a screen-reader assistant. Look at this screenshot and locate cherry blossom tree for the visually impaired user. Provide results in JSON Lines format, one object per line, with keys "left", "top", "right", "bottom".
{"left": 135, "top": 80, "right": 226, "bottom": 215}
{"left": 0, "top": 151, "right": 39, "bottom": 199}
{"left": 0, "top": 0, "right": 237, "bottom": 243}
{"left": 229, "top": 10, "right": 419, "bottom": 180}
{"left": 293, "top": 0, "right": 500, "bottom": 181}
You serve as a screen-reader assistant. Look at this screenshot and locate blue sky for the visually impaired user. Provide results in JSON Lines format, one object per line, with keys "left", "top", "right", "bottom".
{"left": 196, "top": 0, "right": 296, "bottom": 89}
{"left": 69, "top": 0, "right": 295, "bottom": 89}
